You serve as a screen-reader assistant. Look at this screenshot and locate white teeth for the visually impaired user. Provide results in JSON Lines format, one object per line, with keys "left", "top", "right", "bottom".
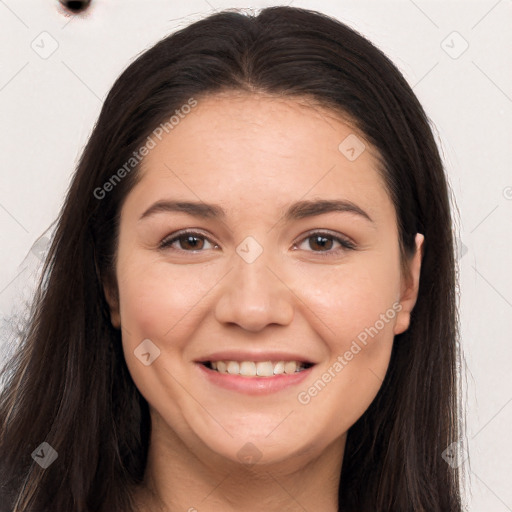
{"left": 226, "top": 361, "right": 240, "bottom": 374}
{"left": 256, "top": 361, "right": 274, "bottom": 377}
{"left": 240, "top": 361, "right": 257, "bottom": 376}
{"left": 207, "top": 360, "right": 309, "bottom": 377}
{"left": 273, "top": 361, "right": 285, "bottom": 375}
{"left": 284, "top": 361, "right": 297, "bottom": 374}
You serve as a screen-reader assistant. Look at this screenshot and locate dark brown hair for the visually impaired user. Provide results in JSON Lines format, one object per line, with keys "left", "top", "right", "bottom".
{"left": 0, "top": 6, "right": 464, "bottom": 511}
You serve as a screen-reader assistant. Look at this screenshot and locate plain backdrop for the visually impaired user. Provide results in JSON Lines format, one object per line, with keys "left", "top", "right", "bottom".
{"left": 0, "top": 1, "right": 511, "bottom": 510}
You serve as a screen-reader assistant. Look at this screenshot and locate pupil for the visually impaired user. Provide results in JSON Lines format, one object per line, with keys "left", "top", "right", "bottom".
{"left": 311, "top": 235, "right": 332, "bottom": 251}
{"left": 183, "top": 236, "right": 202, "bottom": 250}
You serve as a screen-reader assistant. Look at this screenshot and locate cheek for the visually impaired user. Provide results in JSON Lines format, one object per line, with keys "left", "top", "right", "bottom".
{"left": 292, "top": 253, "right": 401, "bottom": 426}
{"left": 116, "top": 258, "right": 216, "bottom": 343}
{"left": 311, "top": 273, "right": 398, "bottom": 378}
{"left": 297, "top": 248, "right": 402, "bottom": 344}
{"left": 115, "top": 257, "right": 219, "bottom": 412}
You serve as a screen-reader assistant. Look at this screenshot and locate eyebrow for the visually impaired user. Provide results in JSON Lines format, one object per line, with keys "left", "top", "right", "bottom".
{"left": 139, "top": 198, "right": 374, "bottom": 223}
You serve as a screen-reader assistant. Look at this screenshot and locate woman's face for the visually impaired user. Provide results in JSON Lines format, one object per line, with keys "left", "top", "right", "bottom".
{"left": 107, "top": 92, "right": 422, "bottom": 469}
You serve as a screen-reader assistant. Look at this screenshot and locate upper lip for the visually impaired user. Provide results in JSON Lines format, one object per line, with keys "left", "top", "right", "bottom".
{"left": 195, "top": 351, "right": 316, "bottom": 365}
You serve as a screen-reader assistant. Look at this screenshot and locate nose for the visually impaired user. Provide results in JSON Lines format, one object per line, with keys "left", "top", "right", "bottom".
{"left": 214, "top": 248, "right": 294, "bottom": 332}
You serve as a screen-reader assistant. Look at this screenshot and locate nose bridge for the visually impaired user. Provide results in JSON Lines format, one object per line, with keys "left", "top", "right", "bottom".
{"left": 214, "top": 235, "right": 294, "bottom": 331}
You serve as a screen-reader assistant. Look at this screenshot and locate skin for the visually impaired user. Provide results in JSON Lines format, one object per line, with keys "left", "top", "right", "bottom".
{"left": 104, "top": 91, "right": 424, "bottom": 512}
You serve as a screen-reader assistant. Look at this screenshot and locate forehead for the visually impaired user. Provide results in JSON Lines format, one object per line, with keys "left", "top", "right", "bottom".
{"left": 128, "top": 92, "right": 394, "bottom": 224}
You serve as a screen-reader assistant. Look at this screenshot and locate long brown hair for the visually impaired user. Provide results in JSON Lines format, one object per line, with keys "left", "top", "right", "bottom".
{"left": 0, "top": 6, "right": 464, "bottom": 511}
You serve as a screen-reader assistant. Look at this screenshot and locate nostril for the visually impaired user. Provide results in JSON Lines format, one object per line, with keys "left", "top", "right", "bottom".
{"left": 59, "top": 0, "right": 92, "bottom": 14}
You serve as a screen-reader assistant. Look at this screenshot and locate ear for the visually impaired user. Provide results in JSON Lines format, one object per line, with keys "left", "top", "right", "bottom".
{"left": 394, "top": 233, "right": 424, "bottom": 335}
{"left": 103, "top": 280, "right": 121, "bottom": 329}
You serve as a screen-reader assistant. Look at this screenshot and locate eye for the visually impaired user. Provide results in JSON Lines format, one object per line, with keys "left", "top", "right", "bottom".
{"left": 159, "top": 229, "right": 356, "bottom": 257}
{"left": 159, "top": 230, "right": 218, "bottom": 252}
{"left": 293, "top": 231, "right": 356, "bottom": 257}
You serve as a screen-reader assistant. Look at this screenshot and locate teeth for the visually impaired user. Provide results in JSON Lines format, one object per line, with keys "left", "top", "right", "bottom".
{"left": 284, "top": 361, "right": 298, "bottom": 374}
{"left": 240, "top": 361, "right": 256, "bottom": 376}
{"left": 256, "top": 361, "right": 273, "bottom": 377}
{"left": 226, "top": 361, "right": 240, "bottom": 374}
{"left": 273, "top": 361, "right": 285, "bottom": 374}
{"left": 207, "top": 360, "right": 309, "bottom": 377}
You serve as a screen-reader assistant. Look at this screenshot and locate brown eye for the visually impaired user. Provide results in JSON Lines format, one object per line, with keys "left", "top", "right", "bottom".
{"left": 294, "top": 231, "right": 356, "bottom": 257}
{"left": 178, "top": 234, "right": 205, "bottom": 250}
{"left": 308, "top": 235, "right": 334, "bottom": 251}
{"left": 159, "top": 231, "right": 217, "bottom": 252}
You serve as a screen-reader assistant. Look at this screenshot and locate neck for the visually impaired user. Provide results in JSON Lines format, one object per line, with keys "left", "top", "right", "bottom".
{"left": 132, "top": 411, "right": 345, "bottom": 512}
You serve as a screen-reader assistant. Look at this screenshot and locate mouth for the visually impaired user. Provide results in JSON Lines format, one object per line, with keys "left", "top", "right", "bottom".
{"left": 199, "top": 360, "right": 314, "bottom": 377}
{"left": 196, "top": 358, "right": 315, "bottom": 395}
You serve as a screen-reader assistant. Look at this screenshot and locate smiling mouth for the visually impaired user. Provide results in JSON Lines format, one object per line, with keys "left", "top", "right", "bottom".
{"left": 200, "top": 360, "right": 314, "bottom": 377}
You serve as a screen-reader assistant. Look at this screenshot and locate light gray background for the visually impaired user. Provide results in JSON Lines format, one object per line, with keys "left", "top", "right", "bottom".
{"left": 1, "top": 1, "right": 511, "bottom": 510}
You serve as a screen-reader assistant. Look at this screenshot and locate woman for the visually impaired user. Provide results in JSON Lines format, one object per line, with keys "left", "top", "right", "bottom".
{"left": 0, "top": 6, "right": 465, "bottom": 511}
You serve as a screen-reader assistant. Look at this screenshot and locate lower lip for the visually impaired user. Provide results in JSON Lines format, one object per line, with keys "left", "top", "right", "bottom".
{"left": 196, "top": 363, "right": 314, "bottom": 395}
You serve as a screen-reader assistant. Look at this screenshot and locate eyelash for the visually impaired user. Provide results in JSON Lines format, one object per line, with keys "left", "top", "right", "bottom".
{"left": 159, "top": 229, "right": 356, "bottom": 257}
